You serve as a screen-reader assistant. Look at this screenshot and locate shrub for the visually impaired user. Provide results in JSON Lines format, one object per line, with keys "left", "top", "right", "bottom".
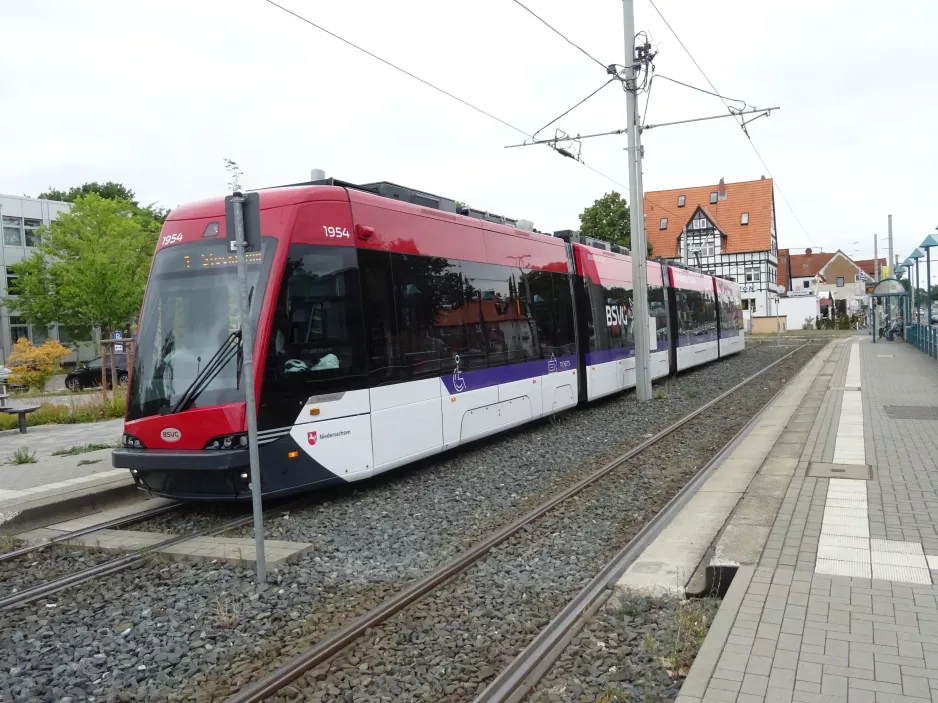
{"left": 0, "top": 390, "right": 125, "bottom": 432}
{"left": 10, "top": 447, "right": 37, "bottom": 464}
{"left": 7, "top": 338, "right": 70, "bottom": 392}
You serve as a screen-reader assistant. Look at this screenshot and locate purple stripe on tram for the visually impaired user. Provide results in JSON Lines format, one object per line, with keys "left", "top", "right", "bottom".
{"left": 441, "top": 354, "right": 578, "bottom": 395}
{"left": 676, "top": 329, "right": 719, "bottom": 347}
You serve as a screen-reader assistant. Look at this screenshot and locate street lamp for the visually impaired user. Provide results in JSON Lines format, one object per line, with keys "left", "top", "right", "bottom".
{"left": 896, "top": 264, "right": 908, "bottom": 324}
{"left": 909, "top": 249, "right": 924, "bottom": 325}
{"left": 922, "top": 231, "right": 938, "bottom": 326}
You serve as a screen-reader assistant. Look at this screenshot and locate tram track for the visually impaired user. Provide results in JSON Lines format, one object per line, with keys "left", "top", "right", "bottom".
{"left": 0, "top": 498, "right": 308, "bottom": 612}
{"left": 221, "top": 341, "right": 817, "bottom": 703}
{"left": 0, "top": 501, "right": 183, "bottom": 565}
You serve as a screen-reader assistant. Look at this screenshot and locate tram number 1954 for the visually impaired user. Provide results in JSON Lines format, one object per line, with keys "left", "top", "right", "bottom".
{"left": 323, "top": 226, "right": 351, "bottom": 239}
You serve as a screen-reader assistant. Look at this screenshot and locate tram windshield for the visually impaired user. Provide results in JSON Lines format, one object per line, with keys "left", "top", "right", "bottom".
{"left": 126, "top": 237, "right": 275, "bottom": 421}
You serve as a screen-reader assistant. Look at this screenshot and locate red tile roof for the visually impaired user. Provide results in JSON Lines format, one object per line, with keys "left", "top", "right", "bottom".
{"left": 789, "top": 252, "right": 835, "bottom": 278}
{"left": 644, "top": 177, "right": 774, "bottom": 257}
{"left": 855, "top": 258, "right": 887, "bottom": 277}
{"left": 777, "top": 248, "right": 790, "bottom": 286}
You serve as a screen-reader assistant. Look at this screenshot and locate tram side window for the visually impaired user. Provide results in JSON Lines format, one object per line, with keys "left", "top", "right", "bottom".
{"left": 526, "top": 271, "right": 575, "bottom": 358}
{"left": 461, "top": 261, "right": 540, "bottom": 369}
{"left": 649, "top": 284, "right": 669, "bottom": 350}
{"left": 676, "top": 287, "right": 717, "bottom": 344}
{"left": 264, "top": 244, "right": 366, "bottom": 395}
{"left": 390, "top": 253, "right": 464, "bottom": 379}
{"left": 358, "top": 249, "right": 401, "bottom": 385}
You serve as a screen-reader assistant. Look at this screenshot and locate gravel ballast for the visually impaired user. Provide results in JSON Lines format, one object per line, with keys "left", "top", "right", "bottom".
{"left": 0, "top": 341, "right": 816, "bottom": 702}
{"left": 528, "top": 595, "right": 721, "bottom": 703}
{"left": 269, "top": 344, "right": 817, "bottom": 702}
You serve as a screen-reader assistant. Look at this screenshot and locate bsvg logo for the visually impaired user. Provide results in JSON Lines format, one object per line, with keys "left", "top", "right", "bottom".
{"left": 160, "top": 428, "right": 181, "bottom": 442}
{"left": 307, "top": 431, "right": 317, "bottom": 446}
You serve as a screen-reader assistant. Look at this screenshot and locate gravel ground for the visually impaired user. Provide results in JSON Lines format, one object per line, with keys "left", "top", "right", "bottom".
{"left": 528, "top": 596, "right": 720, "bottom": 703}
{"left": 266, "top": 344, "right": 817, "bottom": 702}
{"left": 0, "top": 341, "right": 816, "bottom": 703}
{"left": 0, "top": 547, "right": 118, "bottom": 600}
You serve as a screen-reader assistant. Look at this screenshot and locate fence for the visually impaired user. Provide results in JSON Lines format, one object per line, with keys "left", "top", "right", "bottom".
{"left": 907, "top": 324, "right": 938, "bottom": 359}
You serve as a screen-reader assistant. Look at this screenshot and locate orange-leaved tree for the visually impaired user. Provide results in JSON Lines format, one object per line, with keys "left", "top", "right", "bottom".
{"left": 7, "top": 338, "right": 70, "bottom": 392}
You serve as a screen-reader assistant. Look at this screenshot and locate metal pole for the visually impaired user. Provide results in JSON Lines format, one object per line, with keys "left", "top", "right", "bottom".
{"left": 873, "top": 234, "right": 879, "bottom": 338}
{"left": 232, "top": 194, "right": 267, "bottom": 584}
{"left": 915, "top": 259, "right": 920, "bottom": 327}
{"left": 887, "top": 215, "right": 894, "bottom": 321}
{"left": 623, "top": 0, "right": 652, "bottom": 402}
{"left": 775, "top": 295, "right": 780, "bottom": 346}
{"left": 925, "top": 247, "right": 931, "bottom": 327}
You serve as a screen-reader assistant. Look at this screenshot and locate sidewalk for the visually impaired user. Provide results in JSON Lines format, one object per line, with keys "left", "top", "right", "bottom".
{"left": 0, "top": 418, "right": 129, "bottom": 528}
{"left": 680, "top": 336, "right": 938, "bottom": 703}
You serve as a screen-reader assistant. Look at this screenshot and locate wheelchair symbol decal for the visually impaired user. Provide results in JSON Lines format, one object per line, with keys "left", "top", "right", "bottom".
{"left": 548, "top": 352, "right": 557, "bottom": 373}
{"left": 452, "top": 354, "right": 467, "bottom": 392}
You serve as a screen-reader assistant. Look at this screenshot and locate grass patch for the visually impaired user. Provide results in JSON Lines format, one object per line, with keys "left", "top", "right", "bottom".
{"left": 598, "top": 689, "right": 655, "bottom": 703}
{"left": 52, "top": 443, "right": 115, "bottom": 457}
{"left": 643, "top": 599, "right": 719, "bottom": 678}
{"left": 0, "top": 391, "right": 125, "bottom": 432}
{"left": 653, "top": 387, "right": 668, "bottom": 400}
{"left": 10, "top": 447, "right": 37, "bottom": 465}
{"left": 0, "top": 531, "right": 16, "bottom": 552}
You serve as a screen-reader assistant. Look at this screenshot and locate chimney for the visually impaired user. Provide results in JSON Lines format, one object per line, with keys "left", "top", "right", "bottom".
{"left": 760, "top": 175, "right": 766, "bottom": 180}
{"left": 718, "top": 177, "right": 727, "bottom": 200}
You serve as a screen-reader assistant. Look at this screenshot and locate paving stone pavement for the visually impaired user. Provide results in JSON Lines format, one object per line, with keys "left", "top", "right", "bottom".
{"left": 680, "top": 337, "right": 938, "bottom": 703}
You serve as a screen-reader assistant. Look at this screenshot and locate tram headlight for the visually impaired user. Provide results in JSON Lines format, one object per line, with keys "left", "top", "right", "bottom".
{"left": 122, "top": 433, "right": 146, "bottom": 449}
{"left": 204, "top": 433, "right": 248, "bottom": 450}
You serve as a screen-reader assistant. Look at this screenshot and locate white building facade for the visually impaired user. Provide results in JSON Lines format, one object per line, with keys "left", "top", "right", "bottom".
{"left": 645, "top": 177, "right": 782, "bottom": 316}
{"left": 0, "top": 194, "right": 74, "bottom": 362}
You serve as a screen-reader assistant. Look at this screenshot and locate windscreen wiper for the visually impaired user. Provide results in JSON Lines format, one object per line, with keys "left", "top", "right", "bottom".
{"left": 168, "top": 330, "right": 242, "bottom": 414}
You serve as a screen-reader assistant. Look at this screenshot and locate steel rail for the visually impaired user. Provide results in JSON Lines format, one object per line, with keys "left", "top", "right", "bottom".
{"left": 472, "top": 343, "right": 811, "bottom": 703}
{"left": 0, "top": 510, "right": 265, "bottom": 611}
{"left": 0, "top": 501, "right": 183, "bottom": 564}
{"left": 225, "top": 342, "right": 811, "bottom": 703}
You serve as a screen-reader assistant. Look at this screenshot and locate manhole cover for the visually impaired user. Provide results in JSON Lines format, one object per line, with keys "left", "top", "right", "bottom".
{"left": 807, "top": 462, "right": 871, "bottom": 480}
{"left": 884, "top": 406, "right": 938, "bottom": 421}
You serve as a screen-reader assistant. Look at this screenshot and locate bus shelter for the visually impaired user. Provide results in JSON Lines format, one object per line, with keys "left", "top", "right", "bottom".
{"left": 870, "top": 277, "right": 909, "bottom": 344}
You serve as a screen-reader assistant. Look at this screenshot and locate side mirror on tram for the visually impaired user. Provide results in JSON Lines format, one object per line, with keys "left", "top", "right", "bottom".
{"left": 225, "top": 192, "right": 262, "bottom": 252}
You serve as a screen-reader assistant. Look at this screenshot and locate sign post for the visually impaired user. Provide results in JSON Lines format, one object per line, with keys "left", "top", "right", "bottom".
{"left": 775, "top": 295, "right": 781, "bottom": 346}
{"left": 226, "top": 192, "right": 267, "bottom": 584}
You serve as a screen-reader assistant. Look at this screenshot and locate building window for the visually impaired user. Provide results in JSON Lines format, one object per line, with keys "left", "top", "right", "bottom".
{"left": 740, "top": 212, "right": 749, "bottom": 225}
{"left": 2, "top": 216, "right": 22, "bottom": 247}
{"left": 692, "top": 214, "right": 708, "bottom": 230}
{"left": 6, "top": 275, "right": 19, "bottom": 296}
{"left": 741, "top": 299, "right": 752, "bottom": 311}
{"left": 745, "top": 267, "right": 760, "bottom": 283}
{"left": 9, "top": 316, "right": 30, "bottom": 343}
{"left": 659, "top": 217, "right": 668, "bottom": 230}
{"left": 836, "top": 276, "right": 845, "bottom": 287}
{"left": 803, "top": 280, "right": 810, "bottom": 289}
{"left": 677, "top": 195, "right": 686, "bottom": 207}
{"left": 854, "top": 273, "right": 860, "bottom": 281}
{"left": 24, "top": 219, "right": 42, "bottom": 247}
{"left": 710, "top": 192, "right": 718, "bottom": 204}
{"left": 699, "top": 238, "right": 715, "bottom": 257}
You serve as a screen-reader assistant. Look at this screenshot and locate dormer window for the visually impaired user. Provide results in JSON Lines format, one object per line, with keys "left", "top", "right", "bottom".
{"left": 659, "top": 217, "right": 668, "bottom": 230}
{"left": 677, "top": 195, "right": 686, "bottom": 207}
{"left": 741, "top": 212, "right": 749, "bottom": 225}
{"left": 710, "top": 192, "right": 718, "bottom": 204}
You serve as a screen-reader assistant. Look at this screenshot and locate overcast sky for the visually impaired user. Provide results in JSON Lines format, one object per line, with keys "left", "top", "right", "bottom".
{"left": 3, "top": 0, "right": 938, "bottom": 275}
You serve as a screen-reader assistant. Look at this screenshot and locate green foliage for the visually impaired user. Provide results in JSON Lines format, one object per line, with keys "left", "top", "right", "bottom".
{"left": 51, "top": 443, "right": 114, "bottom": 456}
{"left": 10, "top": 447, "right": 37, "bottom": 465}
{"left": 0, "top": 391, "right": 125, "bottom": 431}
{"left": 578, "top": 191, "right": 653, "bottom": 255}
{"left": 6, "top": 194, "right": 161, "bottom": 341}
{"left": 579, "top": 192, "right": 631, "bottom": 247}
{"left": 642, "top": 599, "right": 719, "bottom": 678}
{"left": 37, "top": 181, "right": 168, "bottom": 224}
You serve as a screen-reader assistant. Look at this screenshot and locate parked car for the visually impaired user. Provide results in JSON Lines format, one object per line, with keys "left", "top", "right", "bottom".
{"left": 0, "top": 366, "right": 11, "bottom": 385}
{"left": 65, "top": 354, "right": 128, "bottom": 391}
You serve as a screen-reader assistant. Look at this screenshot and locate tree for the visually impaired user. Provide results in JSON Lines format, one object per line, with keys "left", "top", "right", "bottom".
{"left": 224, "top": 158, "right": 243, "bottom": 192}
{"left": 578, "top": 191, "right": 654, "bottom": 256}
{"left": 37, "top": 181, "right": 169, "bottom": 224}
{"left": 7, "top": 338, "right": 71, "bottom": 392}
{"left": 5, "top": 194, "right": 161, "bottom": 342}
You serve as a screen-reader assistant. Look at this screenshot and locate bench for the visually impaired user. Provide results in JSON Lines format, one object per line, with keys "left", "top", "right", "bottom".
{"left": 1, "top": 406, "right": 39, "bottom": 434}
